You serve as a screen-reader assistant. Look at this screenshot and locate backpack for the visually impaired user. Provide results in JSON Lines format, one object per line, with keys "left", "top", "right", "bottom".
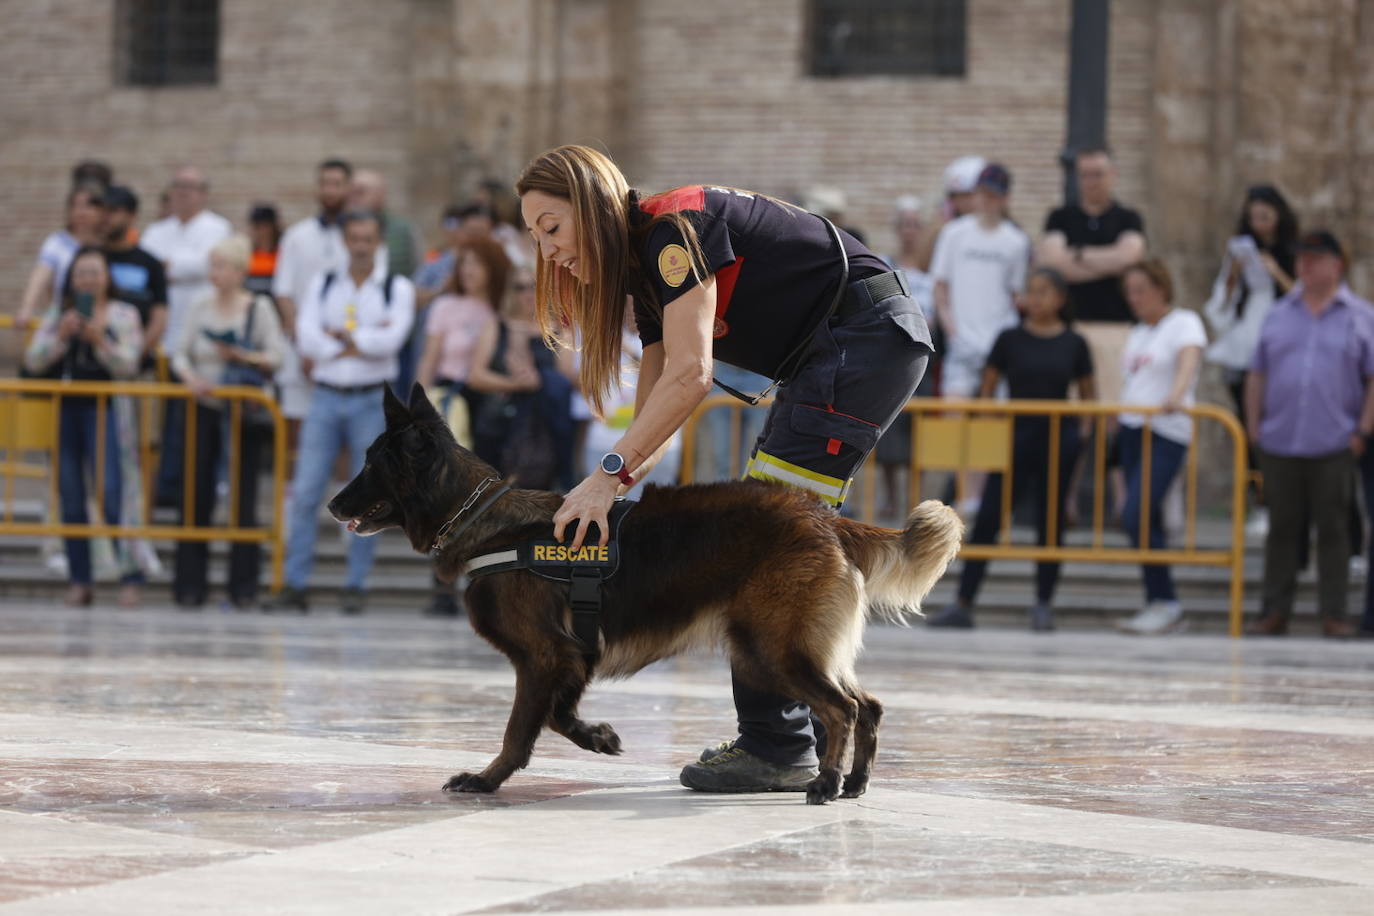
{"left": 320, "top": 271, "right": 399, "bottom": 306}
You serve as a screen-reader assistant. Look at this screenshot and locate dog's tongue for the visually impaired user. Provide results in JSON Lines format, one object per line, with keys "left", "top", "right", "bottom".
{"left": 346, "top": 519, "right": 358, "bottom": 532}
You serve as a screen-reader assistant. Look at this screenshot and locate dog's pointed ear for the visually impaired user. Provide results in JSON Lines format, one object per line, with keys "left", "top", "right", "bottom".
{"left": 383, "top": 384, "right": 410, "bottom": 429}
{"left": 408, "top": 382, "right": 443, "bottom": 425}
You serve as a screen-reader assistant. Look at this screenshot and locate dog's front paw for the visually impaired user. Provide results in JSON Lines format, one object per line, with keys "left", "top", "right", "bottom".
{"left": 805, "top": 769, "right": 842, "bottom": 805}
{"left": 840, "top": 772, "right": 869, "bottom": 799}
{"left": 442, "top": 772, "right": 499, "bottom": 794}
{"left": 587, "top": 723, "right": 622, "bottom": 756}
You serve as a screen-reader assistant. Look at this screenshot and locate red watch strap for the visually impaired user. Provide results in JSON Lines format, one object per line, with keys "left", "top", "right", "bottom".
{"left": 616, "top": 466, "right": 634, "bottom": 486}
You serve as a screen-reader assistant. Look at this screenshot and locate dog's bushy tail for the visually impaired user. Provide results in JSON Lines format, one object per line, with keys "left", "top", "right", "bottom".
{"left": 835, "top": 500, "right": 964, "bottom": 623}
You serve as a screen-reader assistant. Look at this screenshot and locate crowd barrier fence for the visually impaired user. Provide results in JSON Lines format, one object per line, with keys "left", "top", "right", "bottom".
{"left": 679, "top": 395, "right": 1249, "bottom": 636}
{"left": 0, "top": 378, "right": 288, "bottom": 591}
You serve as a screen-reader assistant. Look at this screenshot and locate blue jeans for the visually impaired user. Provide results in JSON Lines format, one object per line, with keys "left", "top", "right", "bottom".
{"left": 284, "top": 386, "right": 388, "bottom": 591}
{"left": 58, "top": 400, "right": 128, "bottom": 586}
{"left": 695, "top": 364, "right": 771, "bottom": 481}
{"left": 1118, "top": 424, "right": 1188, "bottom": 603}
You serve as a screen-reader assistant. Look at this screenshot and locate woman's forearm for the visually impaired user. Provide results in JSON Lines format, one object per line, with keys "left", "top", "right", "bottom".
{"left": 1167, "top": 347, "right": 1203, "bottom": 404}
{"left": 613, "top": 356, "right": 710, "bottom": 476}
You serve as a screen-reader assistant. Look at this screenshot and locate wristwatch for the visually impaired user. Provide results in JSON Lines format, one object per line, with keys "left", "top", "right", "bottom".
{"left": 599, "top": 452, "right": 634, "bottom": 486}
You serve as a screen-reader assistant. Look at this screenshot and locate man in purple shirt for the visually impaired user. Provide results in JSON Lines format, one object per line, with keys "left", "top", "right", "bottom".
{"left": 1245, "top": 231, "right": 1374, "bottom": 638}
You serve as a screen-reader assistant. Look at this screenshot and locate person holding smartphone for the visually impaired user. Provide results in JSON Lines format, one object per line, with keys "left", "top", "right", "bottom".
{"left": 24, "top": 247, "right": 145, "bottom": 607}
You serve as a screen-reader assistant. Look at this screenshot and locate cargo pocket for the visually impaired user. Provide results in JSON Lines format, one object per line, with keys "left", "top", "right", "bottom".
{"left": 873, "top": 294, "right": 934, "bottom": 350}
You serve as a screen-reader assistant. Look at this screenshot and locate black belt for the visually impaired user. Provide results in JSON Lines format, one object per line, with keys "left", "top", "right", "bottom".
{"left": 316, "top": 381, "right": 386, "bottom": 395}
{"left": 835, "top": 269, "right": 912, "bottom": 322}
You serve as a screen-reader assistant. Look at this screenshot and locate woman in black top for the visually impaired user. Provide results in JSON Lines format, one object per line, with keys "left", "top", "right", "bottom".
{"left": 515, "top": 145, "right": 932, "bottom": 794}
{"left": 928, "top": 268, "right": 1096, "bottom": 631}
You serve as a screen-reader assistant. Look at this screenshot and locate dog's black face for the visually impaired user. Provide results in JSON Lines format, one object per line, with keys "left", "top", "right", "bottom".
{"left": 328, "top": 383, "right": 487, "bottom": 549}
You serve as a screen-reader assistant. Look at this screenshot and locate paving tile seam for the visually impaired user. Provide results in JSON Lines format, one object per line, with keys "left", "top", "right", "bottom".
{"left": 855, "top": 788, "right": 1374, "bottom": 887}
{"left": 9, "top": 653, "right": 1374, "bottom": 696}
{"left": 502, "top": 886, "right": 1374, "bottom": 916}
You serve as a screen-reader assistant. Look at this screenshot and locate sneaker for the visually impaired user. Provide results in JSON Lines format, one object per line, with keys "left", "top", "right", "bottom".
{"left": 1351, "top": 556, "right": 1367, "bottom": 583}
{"left": 1245, "top": 507, "right": 1270, "bottom": 539}
{"left": 926, "top": 601, "right": 975, "bottom": 629}
{"left": 1116, "top": 601, "right": 1185, "bottom": 635}
{"left": 678, "top": 746, "right": 818, "bottom": 793}
{"left": 341, "top": 587, "right": 366, "bottom": 616}
{"left": 64, "top": 584, "right": 93, "bottom": 608}
{"left": 423, "top": 591, "right": 461, "bottom": 617}
{"left": 698, "top": 738, "right": 738, "bottom": 763}
{"left": 1028, "top": 602, "right": 1056, "bottom": 632}
{"left": 263, "top": 586, "right": 309, "bottom": 613}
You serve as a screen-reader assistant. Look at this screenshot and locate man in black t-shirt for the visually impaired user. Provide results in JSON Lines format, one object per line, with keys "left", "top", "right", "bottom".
{"left": 103, "top": 185, "right": 168, "bottom": 361}
{"left": 1037, "top": 148, "right": 1146, "bottom": 402}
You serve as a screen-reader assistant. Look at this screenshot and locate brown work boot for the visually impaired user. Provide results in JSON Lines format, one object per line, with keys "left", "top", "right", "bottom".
{"left": 1321, "top": 617, "right": 1356, "bottom": 639}
{"left": 1245, "top": 612, "right": 1289, "bottom": 636}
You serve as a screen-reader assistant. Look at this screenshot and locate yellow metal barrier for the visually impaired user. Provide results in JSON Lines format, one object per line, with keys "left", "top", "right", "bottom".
{"left": 0, "top": 379, "right": 289, "bottom": 590}
{"left": 680, "top": 396, "right": 1249, "bottom": 636}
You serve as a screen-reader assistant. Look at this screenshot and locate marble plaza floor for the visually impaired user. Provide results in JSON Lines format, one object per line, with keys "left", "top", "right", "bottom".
{"left": 0, "top": 603, "right": 1371, "bottom": 915}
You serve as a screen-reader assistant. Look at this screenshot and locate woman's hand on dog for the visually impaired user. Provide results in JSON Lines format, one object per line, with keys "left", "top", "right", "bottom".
{"left": 554, "top": 471, "right": 620, "bottom": 550}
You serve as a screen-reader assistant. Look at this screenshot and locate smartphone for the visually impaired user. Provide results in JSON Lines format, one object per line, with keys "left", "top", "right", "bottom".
{"left": 72, "top": 291, "right": 94, "bottom": 318}
{"left": 202, "top": 328, "right": 238, "bottom": 345}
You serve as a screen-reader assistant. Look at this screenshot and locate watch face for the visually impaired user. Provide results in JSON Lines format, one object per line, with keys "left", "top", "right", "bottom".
{"left": 601, "top": 453, "right": 624, "bottom": 474}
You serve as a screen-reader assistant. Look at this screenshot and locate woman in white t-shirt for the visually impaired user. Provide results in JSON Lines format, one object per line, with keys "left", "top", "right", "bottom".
{"left": 1115, "top": 260, "right": 1207, "bottom": 635}
{"left": 18, "top": 183, "right": 108, "bottom": 323}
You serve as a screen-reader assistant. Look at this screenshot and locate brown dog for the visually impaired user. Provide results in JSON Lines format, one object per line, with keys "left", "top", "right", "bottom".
{"left": 329, "top": 384, "right": 963, "bottom": 804}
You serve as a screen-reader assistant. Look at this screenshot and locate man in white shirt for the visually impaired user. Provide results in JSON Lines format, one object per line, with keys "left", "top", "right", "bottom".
{"left": 930, "top": 163, "right": 1030, "bottom": 399}
{"left": 267, "top": 212, "right": 415, "bottom": 615}
{"left": 271, "top": 159, "right": 355, "bottom": 422}
{"left": 140, "top": 165, "right": 231, "bottom": 507}
{"left": 139, "top": 165, "right": 232, "bottom": 349}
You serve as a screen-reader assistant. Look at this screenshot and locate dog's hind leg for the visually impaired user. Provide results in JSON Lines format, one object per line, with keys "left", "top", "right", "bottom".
{"left": 443, "top": 663, "right": 557, "bottom": 794}
{"left": 762, "top": 653, "right": 857, "bottom": 806}
{"left": 547, "top": 664, "right": 622, "bottom": 755}
{"left": 840, "top": 682, "right": 882, "bottom": 798}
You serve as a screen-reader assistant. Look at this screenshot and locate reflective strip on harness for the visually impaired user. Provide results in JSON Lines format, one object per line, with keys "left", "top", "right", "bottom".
{"left": 745, "top": 450, "right": 851, "bottom": 506}
{"left": 466, "top": 549, "right": 518, "bottom": 574}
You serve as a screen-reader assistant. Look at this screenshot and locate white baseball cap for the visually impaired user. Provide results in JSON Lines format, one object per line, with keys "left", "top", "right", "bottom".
{"left": 942, "top": 155, "right": 987, "bottom": 195}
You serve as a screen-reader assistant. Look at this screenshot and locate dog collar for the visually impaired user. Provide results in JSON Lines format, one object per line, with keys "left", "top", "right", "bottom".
{"left": 430, "top": 476, "right": 511, "bottom": 555}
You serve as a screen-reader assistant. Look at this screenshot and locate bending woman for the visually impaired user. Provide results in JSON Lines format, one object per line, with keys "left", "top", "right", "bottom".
{"left": 516, "top": 145, "right": 932, "bottom": 794}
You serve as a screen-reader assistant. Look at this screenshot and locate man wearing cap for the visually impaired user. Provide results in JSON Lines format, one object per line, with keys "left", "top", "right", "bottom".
{"left": 103, "top": 185, "right": 168, "bottom": 361}
{"left": 929, "top": 163, "right": 1030, "bottom": 401}
{"left": 1245, "top": 230, "right": 1374, "bottom": 639}
{"left": 915, "top": 155, "right": 985, "bottom": 272}
{"left": 1037, "top": 148, "right": 1146, "bottom": 403}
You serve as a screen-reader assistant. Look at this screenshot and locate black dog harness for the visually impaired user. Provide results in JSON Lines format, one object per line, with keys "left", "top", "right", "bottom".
{"left": 465, "top": 500, "right": 637, "bottom": 665}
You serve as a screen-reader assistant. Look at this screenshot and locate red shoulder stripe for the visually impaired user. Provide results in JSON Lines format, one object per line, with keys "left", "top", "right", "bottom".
{"left": 640, "top": 186, "right": 706, "bottom": 216}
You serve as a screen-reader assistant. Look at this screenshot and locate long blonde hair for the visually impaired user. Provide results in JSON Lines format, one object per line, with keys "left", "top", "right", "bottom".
{"left": 515, "top": 144, "right": 705, "bottom": 416}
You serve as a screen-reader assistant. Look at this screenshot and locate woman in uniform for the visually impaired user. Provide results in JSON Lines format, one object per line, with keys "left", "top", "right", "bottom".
{"left": 516, "top": 145, "right": 932, "bottom": 794}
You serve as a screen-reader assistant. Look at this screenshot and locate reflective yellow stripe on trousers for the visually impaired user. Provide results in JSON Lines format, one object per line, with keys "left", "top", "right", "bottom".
{"left": 744, "top": 449, "right": 850, "bottom": 506}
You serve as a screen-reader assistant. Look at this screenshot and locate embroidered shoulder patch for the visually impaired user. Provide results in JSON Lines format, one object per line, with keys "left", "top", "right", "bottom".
{"left": 658, "top": 244, "right": 691, "bottom": 288}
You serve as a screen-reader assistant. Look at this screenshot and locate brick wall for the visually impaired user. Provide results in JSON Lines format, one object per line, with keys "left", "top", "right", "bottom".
{"left": 615, "top": 0, "right": 1146, "bottom": 260}
{"left": 2, "top": 0, "right": 1369, "bottom": 344}
{"left": 0, "top": 1, "right": 419, "bottom": 360}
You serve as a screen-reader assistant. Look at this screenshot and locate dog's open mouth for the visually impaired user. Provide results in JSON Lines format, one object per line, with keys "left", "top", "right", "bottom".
{"left": 347, "top": 501, "right": 389, "bottom": 533}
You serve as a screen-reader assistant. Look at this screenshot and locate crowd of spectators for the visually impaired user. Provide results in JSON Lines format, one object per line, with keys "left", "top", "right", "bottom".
{"left": 11, "top": 152, "right": 1373, "bottom": 638}
{"left": 893, "top": 149, "right": 1370, "bottom": 639}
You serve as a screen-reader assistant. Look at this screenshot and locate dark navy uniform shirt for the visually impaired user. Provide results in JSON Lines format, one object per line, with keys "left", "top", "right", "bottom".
{"left": 629, "top": 186, "right": 893, "bottom": 381}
